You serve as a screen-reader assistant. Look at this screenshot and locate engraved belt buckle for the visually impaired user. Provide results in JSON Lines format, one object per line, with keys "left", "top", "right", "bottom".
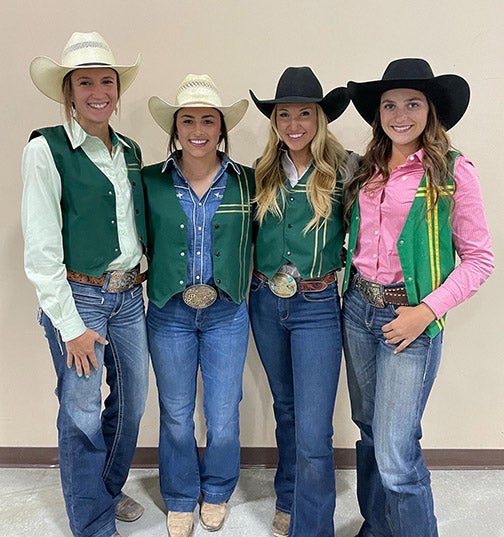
{"left": 356, "top": 276, "right": 386, "bottom": 308}
{"left": 107, "top": 268, "right": 137, "bottom": 293}
{"left": 183, "top": 284, "right": 218, "bottom": 309}
{"left": 268, "top": 272, "right": 297, "bottom": 298}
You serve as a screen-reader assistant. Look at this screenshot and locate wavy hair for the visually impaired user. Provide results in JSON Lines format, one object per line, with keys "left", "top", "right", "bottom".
{"left": 255, "top": 103, "right": 348, "bottom": 232}
{"left": 344, "top": 98, "right": 455, "bottom": 222}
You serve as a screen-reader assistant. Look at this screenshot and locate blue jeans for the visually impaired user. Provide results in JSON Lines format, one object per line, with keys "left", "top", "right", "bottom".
{"left": 342, "top": 284, "right": 442, "bottom": 537}
{"left": 249, "top": 275, "right": 342, "bottom": 537}
{"left": 39, "top": 281, "right": 149, "bottom": 537}
{"left": 147, "top": 293, "right": 249, "bottom": 512}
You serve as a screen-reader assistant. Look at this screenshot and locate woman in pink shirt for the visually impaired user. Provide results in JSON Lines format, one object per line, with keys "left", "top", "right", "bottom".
{"left": 341, "top": 59, "right": 494, "bottom": 537}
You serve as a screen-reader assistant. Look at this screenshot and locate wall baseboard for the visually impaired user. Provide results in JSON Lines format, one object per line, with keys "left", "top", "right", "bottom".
{"left": 1, "top": 447, "right": 503, "bottom": 470}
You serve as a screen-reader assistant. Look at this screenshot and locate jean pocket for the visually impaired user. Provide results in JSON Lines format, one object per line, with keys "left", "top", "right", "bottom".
{"left": 69, "top": 282, "right": 104, "bottom": 306}
{"left": 249, "top": 275, "right": 267, "bottom": 293}
{"left": 301, "top": 283, "right": 338, "bottom": 303}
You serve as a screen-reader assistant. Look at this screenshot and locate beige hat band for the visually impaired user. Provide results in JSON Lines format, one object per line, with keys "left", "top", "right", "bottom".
{"left": 62, "top": 39, "right": 115, "bottom": 66}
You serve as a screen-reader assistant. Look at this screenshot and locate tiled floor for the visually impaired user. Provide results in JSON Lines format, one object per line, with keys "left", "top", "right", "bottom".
{"left": 0, "top": 467, "right": 502, "bottom": 536}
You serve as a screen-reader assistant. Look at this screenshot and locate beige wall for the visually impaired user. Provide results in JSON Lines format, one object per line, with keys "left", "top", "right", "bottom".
{"left": 1, "top": 0, "right": 502, "bottom": 451}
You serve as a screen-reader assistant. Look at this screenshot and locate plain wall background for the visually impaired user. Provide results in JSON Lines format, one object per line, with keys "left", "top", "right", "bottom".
{"left": 1, "top": 0, "right": 502, "bottom": 451}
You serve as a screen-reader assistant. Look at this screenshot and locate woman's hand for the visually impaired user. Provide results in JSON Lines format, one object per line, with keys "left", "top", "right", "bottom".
{"left": 382, "top": 303, "right": 436, "bottom": 353}
{"left": 66, "top": 329, "right": 107, "bottom": 377}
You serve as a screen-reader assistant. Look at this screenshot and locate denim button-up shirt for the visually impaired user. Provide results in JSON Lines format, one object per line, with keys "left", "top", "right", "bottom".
{"left": 162, "top": 151, "right": 240, "bottom": 287}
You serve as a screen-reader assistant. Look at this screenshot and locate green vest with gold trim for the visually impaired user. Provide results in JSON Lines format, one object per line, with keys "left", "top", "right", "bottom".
{"left": 343, "top": 152, "right": 458, "bottom": 338}
{"left": 31, "top": 126, "right": 146, "bottom": 277}
{"left": 142, "top": 161, "right": 254, "bottom": 307}
{"left": 254, "top": 166, "right": 345, "bottom": 279}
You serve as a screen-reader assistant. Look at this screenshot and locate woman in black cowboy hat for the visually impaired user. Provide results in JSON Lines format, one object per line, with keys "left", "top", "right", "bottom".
{"left": 342, "top": 58, "right": 494, "bottom": 537}
{"left": 248, "top": 66, "right": 352, "bottom": 537}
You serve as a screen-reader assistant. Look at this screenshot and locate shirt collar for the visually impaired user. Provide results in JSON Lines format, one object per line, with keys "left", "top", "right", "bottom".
{"left": 407, "top": 147, "right": 424, "bottom": 163}
{"left": 161, "top": 150, "right": 240, "bottom": 175}
{"left": 63, "top": 119, "right": 128, "bottom": 150}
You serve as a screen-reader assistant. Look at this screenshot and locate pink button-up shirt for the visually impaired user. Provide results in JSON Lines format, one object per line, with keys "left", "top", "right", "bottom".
{"left": 352, "top": 149, "right": 494, "bottom": 319}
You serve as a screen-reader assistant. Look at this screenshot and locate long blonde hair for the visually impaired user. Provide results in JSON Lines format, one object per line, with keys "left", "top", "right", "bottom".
{"left": 255, "top": 103, "right": 348, "bottom": 232}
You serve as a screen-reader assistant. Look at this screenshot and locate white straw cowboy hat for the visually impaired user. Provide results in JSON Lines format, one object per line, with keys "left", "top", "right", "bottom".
{"left": 29, "top": 31, "right": 141, "bottom": 103}
{"left": 148, "top": 74, "right": 249, "bottom": 134}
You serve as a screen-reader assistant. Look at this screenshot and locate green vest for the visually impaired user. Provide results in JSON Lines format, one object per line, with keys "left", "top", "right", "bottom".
{"left": 254, "top": 167, "right": 345, "bottom": 279}
{"left": 142, "top": 161, "right": 255, "bottom": 307}
{"left": 343, "top": 152, "right": 458, "bottom": 337}
{"left": 31, "top": 126, "right": 147, "bottom": 277}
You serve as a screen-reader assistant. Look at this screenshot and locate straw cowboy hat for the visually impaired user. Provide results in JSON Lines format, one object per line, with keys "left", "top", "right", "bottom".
{"left": 347, "top": 58, "right": 470, "bottom": 130}
{"left": 249, "top": 66, "right": 350, "bottom": 123}
{"left": 149, "top": 74, "right": 249, "bottom": 134}
{"left": 29, "top": 31, "right": 140, "bottom": 103}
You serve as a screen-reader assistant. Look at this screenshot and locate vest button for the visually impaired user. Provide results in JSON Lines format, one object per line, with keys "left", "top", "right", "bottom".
{"left": 216, "top": 279, "right": 221, "bottom": 284}
{"left": 179, "top": 280, "right": 184, "bottom": 285}
{"left": 288, "top": 224, "right": 293, "bottom": 228}
{"left": 215, "top": 251, "right": 221, "bottom": 257}
{"left": 215, "top": 224, "right": 220, "bottom": 229}
{"left": 180, "top": 252, "right": 185, "bottom": 256}
{"left": 180, "top": 224, "right": 185, "bottom": 229}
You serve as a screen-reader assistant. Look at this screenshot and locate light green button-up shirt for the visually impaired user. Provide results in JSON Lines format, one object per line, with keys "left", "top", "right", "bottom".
{"left": 21, "top": 120, "right": 143, "bottom": 341}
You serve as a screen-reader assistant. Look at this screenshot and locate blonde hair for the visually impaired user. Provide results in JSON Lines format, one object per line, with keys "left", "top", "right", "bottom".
{"left": 255, "top": 103, "right": 348, "bottom": 232}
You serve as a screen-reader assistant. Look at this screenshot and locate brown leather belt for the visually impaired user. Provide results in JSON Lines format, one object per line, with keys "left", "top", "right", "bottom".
{"left": 351, "top": 268, "right": 409, "bottom": 308}
{"left": 254, "top": 270, "right": 336, "bottom": 295}
{"left": 67, "top": 266, "right": 147, "bottom": 293}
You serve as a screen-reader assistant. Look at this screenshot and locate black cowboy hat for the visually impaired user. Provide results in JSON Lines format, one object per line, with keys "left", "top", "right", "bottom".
{"left": 249, "top": 66, "right": 350, "bottom": 123}
{"left": 347, "top": 58, "right": 470, "bottom": 130}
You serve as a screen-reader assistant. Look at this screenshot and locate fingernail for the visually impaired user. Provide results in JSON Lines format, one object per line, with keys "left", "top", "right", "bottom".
{"left": 77, "top": 372, "right": 83, "bottom": 377}
{"left": 67, "top": 364, "right": 72, "bottom": 369}
{"left": 85, "top": 374, "right": 90, "bottom": 379}
{"left": 105, "top": 339, "right": 109, "bottom": 345}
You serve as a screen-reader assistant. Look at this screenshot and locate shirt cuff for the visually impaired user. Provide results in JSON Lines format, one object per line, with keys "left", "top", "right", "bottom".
{"left": 56, "top": 316, "right": 87, "bottom": 343}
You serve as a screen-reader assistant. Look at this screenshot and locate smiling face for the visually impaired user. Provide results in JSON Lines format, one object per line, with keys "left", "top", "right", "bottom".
{"left": 70, "top": 67, "right": 118, "bottom": 136}
{"left": 379, "top": 88, "right": 429, "bottom": 155}
{"left": 175, "top": 107, "right": 222, "bottom": 160}
{"left": 275, "top": 103, "right": 318, "bottom": 161}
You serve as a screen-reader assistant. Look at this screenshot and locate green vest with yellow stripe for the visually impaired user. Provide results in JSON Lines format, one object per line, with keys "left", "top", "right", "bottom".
{"left": 142, "top": 161, "right": 254, "bottom": 307}
{"left": 254, "top": 166, "right": 345, "bottom": 279}
{"left": 343, "top": 152, "right": 458, "bottom": 338}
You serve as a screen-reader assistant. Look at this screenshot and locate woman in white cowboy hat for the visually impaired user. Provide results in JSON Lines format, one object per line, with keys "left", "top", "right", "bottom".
{"left": 342, "top": 58, "right": 494, "bottom": 537}
{"left": 22, "top": 32, "right": 148, "bottom": 537}
{"left": 248, "top": 66, "right": 352, "bottom": 537}
{"left": 142, "top": 74, "right": 253, "bottom": 537}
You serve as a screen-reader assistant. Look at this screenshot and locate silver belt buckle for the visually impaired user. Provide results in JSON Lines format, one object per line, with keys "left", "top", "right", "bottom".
{"left": 355, "top": 276, "right": 386, "bottom": 308}
{"left": 107, "top": 268, "right": 137, "bottom": 292}
{"left": 183, "top": 284, "right": 218, "bottom": 309}
{"left": 269, "top": 272, "right": 297, "bottom": 298}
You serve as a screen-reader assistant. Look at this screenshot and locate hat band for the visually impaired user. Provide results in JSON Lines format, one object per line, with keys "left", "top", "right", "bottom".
{"left": 75, "top": 62, "right": 112, "bottom": 67}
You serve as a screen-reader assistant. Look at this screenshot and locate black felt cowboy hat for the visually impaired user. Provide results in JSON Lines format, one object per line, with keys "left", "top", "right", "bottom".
{"left": 347, "top": 58, "right": 470, "bottom": 130}
{"left": 249, "top": 66, "right": 350, "bottom": 123}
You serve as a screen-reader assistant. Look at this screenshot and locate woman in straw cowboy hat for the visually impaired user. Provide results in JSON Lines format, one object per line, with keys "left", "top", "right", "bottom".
{"left": 248, "top": 66, "right": 353, "bottom": 537}
{"left": 342, "top": 58, "right": 494, "bottom": 537}
{"left": 142, "top": 74, "right": 254, "bottom": 537}
{"left": 22, "top": 32, "right": 148, "bottom": 537}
